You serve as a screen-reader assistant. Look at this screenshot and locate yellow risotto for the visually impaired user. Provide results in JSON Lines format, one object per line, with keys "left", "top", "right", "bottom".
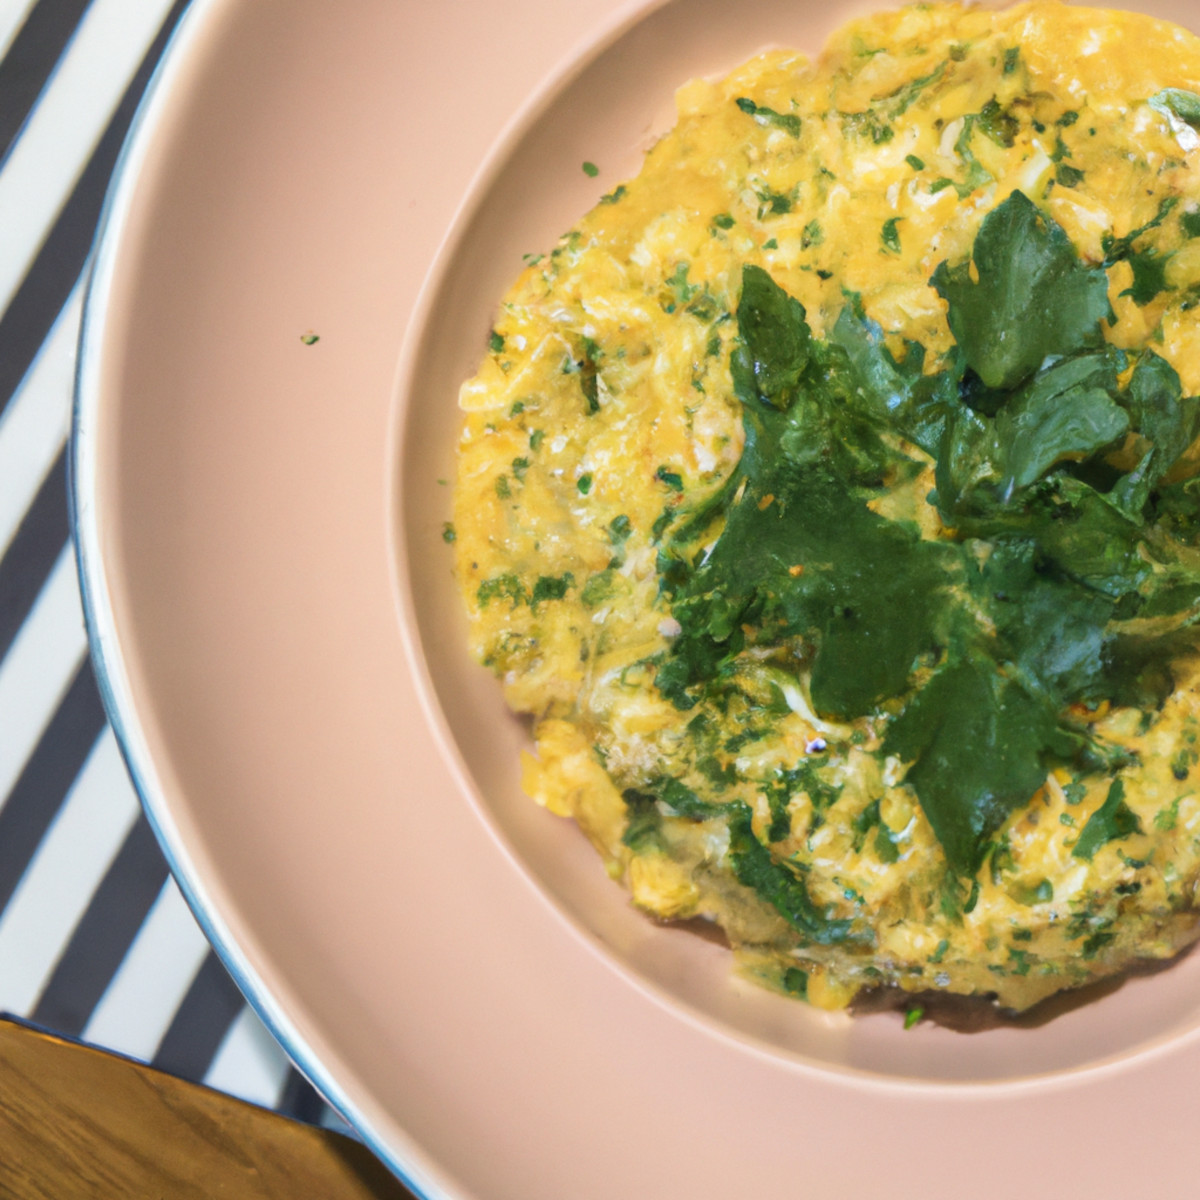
{"left": 452, "top": 0, "right": 1200, "bottom": 1012}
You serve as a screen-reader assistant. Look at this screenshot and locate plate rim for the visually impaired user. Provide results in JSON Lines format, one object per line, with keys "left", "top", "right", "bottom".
{"left": 69, "top": 1, "right": 1200, "bottom": 1195}
{"left": 69, "top": 1, "right": 447, "bottom": 1194}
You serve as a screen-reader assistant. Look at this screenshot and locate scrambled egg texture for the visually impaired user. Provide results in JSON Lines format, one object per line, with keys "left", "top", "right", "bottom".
{"left": 453, "top": 0, "right": 1200, "bottom": 1012}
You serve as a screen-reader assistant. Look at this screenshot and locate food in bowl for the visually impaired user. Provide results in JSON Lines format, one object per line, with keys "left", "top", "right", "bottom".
{"left": 450, "top": 0, "right": 1200, "bottom": 1013}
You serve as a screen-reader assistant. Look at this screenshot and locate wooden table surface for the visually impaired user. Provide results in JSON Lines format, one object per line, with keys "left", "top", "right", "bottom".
{"left": 0, "top": 1016, "right": 416, "bottom": 1198}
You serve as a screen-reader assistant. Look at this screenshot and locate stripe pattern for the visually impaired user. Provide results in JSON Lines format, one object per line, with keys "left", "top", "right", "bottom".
{"left": 0, "top": 0, "right": 335, "bottom": 1126}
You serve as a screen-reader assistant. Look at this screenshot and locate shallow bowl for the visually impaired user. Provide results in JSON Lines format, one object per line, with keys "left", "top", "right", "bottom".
{"left": 74, "top": 0, "right": 1200, "bottom": 1196}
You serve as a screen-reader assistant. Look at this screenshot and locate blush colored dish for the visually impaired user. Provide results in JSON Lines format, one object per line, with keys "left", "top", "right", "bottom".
{"left": 73, "top": 1, "right": 1200, "bottom": 1197}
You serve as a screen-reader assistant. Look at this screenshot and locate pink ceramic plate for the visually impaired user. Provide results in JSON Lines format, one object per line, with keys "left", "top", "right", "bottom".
{"left": 74, "top": 0, "right": 1200, "bottom": 1196}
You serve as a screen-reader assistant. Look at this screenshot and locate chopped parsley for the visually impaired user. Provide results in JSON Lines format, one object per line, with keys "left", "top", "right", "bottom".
{"left": 1155, "top": 797, "right": 1183, "bottom": 832}
{"left": 782, "top": 967, "right": 809, "bottom": 997}
{"left": 656, "top": 466, "right": 684, "bottom": 492}
{"left": 1055, "top": 162, "right": 1084, "bottom": 188}
{"left": 531, "top": 573, "right": 574, "bottom": 606}
{"left": 1073, "top": 779, "right": 1142, "bottom": 861}
{"left": 477, "top": 573, "right": 526, "bottom": 608}
{"left": 735, "top": 96, "right": 802, "bottom": 137}
{"left": 1149, "top": 87, "right": 1200, "bottom": 129}
{"left": 564, "top": 337, "right": 604, "bottom": 413}
{"left": 754, "top": 184, "right": 795, "bottom": 218}
{"left": 1121, "top": 250, "right": 1172, "bottom": 306}
{"left": 581, "top": 570, "right": 616, "bottom": 608}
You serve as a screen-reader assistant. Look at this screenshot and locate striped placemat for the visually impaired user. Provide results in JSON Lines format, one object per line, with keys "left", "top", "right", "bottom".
{"left": 0, "top": 0, "right": 336, "bottom": 1126}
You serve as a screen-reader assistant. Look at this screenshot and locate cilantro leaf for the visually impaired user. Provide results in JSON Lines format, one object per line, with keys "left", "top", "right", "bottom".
{"left": 839, "top": 61, "right": 948, "bottom": 147}
{"left": 621, "top": 789, "right": 664, "bottom": 852}
{"left": 1121, "top": 249, "right": 1172, "bottom": 306}
{"left": 731, "top": 264, "right": 812, "bottom": 404}
{"left": 1055, "top": 163, "right": 1085, "bottom": 188}
{"left": 975, "top": 539, "right": 1113, "bottom": 705}
{"left": 531, "top": 572, "right": 573, "bottom": 607}
{"left": 934, "top": 352, "right": 1127, "bottom": 516}
{"left": 994, "top": 356, "right": 1129, "bottom": 497}
{"left": 1112, "top": 350, "right": 1200, "bottom": 513}
{"left": 1149, "top": 88, "right": 1200, "bottom": 130}
{"left": 663, "top": 269, "right": 955, "bottom": 718}
{"left": 948, "top": 111, "right": 995, "bottom": 197}
{"left": 564, "top": 336, "right": 603, "bottom": 413}
{"left": 1102, "top": 196, "right": 1177, "bottom": 265}
{"left": 726, "top": 803, "right": 861, "bottom": 944}
{"left": 624, "top": 779, "right": 861, "bottom": 945}
{"left": 976, "top": 97, "right": 1019, "bottom": 148}
{"left": 931, "top": 191, "right": 1111, "bottom": 390}
{"left": 735, "top": 96, "right": 802, "bottom": 137}
{"left": 1072, "top": 778, "right": 1142, "bottom": 860}
{"left": 882, "top": 654, "right": 1065, "bottom": 875}
{"left": 828, "top": 295, "right": 956, "bottom": 457}
{"left": 1125, "top": 351, "right": 1200, "bottom": 463}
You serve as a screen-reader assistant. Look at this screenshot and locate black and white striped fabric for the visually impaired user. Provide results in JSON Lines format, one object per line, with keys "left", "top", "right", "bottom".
{"left": 0, "top": 0, "right": 333, "bottom": 1126}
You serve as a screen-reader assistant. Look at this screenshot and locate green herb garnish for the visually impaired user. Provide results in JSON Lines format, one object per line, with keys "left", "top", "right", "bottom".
{"left": 735, "top": 96, "right": 802, "bottom": 137}
{"left": 931, "top": 190, "right": 1110, "bottom": 390}
{"left": 652, "top": 193, "right": 1200, "bottom": 877}
{"left": 1149, "top": 88, "right": 1200, "bottom": 129}
{"left": 1073, "top": 779, "right": 1142, "bottom": 860}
